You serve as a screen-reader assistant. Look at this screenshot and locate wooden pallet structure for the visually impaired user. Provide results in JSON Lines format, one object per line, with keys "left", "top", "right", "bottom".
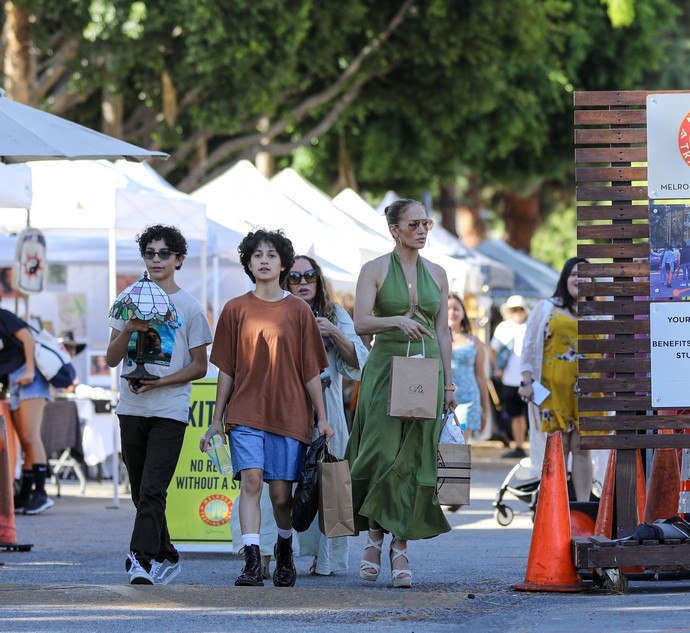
{"left": 573, "top": 90, "right": 690, "bottom": 588}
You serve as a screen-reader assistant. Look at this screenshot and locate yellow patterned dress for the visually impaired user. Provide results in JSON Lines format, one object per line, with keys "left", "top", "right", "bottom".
{"left": 539, "top": 310, "right": 597, "bottom": 433}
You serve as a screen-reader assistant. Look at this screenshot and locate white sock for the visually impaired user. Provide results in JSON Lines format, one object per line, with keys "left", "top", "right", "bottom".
{"left": 242, "top": 533, "right": 260, "bottom": 547}
{"left": 277, "top": 527, "right": 293, "bottom": 539}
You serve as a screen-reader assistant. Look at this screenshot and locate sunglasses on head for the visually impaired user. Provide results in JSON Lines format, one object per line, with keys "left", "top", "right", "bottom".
{"left": 143, "top": 249, "right": 178, "bottom": 261}
{"left": 396, "top": 219, "right": 434, "bottom": 232}
{"left": 287, "top": 269, "right": 318, "bottom": 285}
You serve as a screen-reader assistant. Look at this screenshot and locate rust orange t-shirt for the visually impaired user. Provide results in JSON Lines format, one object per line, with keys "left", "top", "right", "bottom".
{"left": 210, "top": 292, "right": 328, "bottom": 444}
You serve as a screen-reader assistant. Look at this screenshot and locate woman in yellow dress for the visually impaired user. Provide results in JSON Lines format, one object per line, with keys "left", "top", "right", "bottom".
{"left": 517, "top": 257, "right": 594, "bottom": 501}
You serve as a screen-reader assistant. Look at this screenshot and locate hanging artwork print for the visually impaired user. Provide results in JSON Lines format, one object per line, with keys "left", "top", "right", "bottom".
{"left": 12, "top": 228, "right": 47, "bottom": 294}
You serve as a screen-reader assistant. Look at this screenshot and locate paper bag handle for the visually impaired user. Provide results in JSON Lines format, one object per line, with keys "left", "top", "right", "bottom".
{"left": 406, "top": 336, "right": 426, "bottom": 358}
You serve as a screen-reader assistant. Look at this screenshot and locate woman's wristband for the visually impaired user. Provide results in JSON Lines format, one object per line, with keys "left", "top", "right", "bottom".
{"left": 444, "top": 384, "right": 456, "bottom": 392}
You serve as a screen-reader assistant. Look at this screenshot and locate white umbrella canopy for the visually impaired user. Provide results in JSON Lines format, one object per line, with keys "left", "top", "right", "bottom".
{"left": 0, "top": 89, "right": 167, "bottom": 163}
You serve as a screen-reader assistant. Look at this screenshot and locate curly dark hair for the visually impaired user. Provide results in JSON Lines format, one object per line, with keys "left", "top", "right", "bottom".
{"left": 282, "top": 255, "right": 336, "bottom": 322}
{"left": 238, "top": 228, "right": 295, "bottom": 284}
{"left": 136, "top": 225, "right": 188, "bottom": 271}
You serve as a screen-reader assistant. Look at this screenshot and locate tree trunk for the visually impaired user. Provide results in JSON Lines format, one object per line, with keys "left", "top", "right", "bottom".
{"left": 255, "top": 115, "right": 274, "bottom": 177}
{"left": 438, "top": 183, "right": 458, "bottom": 236}
{"left": 332, "top": 132, "right": 358, "bottom": 195}
{"left": 458, "top": 171, "right": 486, "bottom": 248}
{"left": 502, "top": 187, "right": 541, "bottom": 253}
{"left": 161, "top": 70, "right": 177, "bottom": 127}
{"left": 102, "top": 89, "right": 124, "bottom": 138}
{"left": 3, "top": 1, "right": 33, "bottom": 104}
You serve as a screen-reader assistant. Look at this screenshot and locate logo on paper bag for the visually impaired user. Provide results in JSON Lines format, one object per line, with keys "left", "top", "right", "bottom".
{"left": 408, "top": 384, "right": 424, "bottom": 394}
{"left": 199, "top": 494, "right": 232, "bottom": 526}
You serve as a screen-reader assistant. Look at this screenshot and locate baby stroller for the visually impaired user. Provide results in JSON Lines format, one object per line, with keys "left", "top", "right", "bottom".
{"left": 493, "top": 457, "right": 540, "bottom": 526}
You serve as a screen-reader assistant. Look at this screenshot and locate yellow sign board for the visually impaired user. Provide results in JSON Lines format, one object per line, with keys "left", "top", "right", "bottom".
{"left": 167, "top": 379, "right": 239, "bottom": 552}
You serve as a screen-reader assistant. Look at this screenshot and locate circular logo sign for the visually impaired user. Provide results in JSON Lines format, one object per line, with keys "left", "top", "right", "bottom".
{"left": 678, "top": 111, "right": 690, "bottom": 168}
{"left": 199, "top": 494, "right": 233, "bottom": 527}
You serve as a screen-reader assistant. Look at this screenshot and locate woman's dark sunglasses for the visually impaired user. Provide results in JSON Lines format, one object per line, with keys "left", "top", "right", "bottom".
{"left": 287, "top": 269, "right": 318, "bottom": 285}
{"left": 396, "top": 219, "right": 434, "bottom": 232}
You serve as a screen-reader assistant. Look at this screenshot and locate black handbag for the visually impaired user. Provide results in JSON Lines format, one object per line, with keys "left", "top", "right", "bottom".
{"left": 291, "top": 434, "right": 328, "bottom": 532}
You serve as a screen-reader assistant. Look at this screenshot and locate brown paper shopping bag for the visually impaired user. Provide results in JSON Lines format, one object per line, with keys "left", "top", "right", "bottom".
{"left": 318, "top": 447, "right": 356, "bottom": 538}
{"left": 436, "top": 443, "right": 471, "bottom": 506}
{"left": 387, "top": 339, "right": 440, "bottom": 420}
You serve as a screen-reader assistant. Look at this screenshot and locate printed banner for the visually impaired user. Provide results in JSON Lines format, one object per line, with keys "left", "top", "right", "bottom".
{"left": 650, "top": 302, "right": 690, "bottom": 407}
{"left": 647, "top": 93, "right": 690, "bottom": 199}
{"left": 167, "top": 379, "right": 239, "bottom": 552}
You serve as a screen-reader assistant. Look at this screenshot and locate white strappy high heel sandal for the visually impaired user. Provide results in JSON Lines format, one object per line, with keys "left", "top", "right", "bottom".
{"left": 390, "top": 539, "right": 412, "bottom": 588}
{"left": 359, "top": 532, "right": 384, "bottom": 581}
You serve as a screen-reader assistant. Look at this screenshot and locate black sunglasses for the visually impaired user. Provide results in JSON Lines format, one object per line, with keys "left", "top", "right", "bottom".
{"left": 287, "top": 269, "right": 318, "bottom": 285}
{"left": 143, "top": 249, "right": 178, "bottom": 261}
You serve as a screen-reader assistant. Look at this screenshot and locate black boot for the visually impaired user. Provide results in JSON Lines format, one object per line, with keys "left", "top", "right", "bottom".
{"left": 13, "top": 470, "right": 34, "bottom": 513}
{"left": 235, "top": 544, "right": 264, "bottom": 586}
{"left": 272, "top": 535, "right": 297, "bottom": 587}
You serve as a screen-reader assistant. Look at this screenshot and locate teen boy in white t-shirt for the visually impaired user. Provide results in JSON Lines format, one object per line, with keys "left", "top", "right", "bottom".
{"left": 107, "top": 225, "right": 212, "bottom": 585}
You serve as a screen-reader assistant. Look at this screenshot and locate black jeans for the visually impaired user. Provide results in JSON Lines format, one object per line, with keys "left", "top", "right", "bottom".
{"left": 119, "top": 414, "right": 186, "bottom": 567}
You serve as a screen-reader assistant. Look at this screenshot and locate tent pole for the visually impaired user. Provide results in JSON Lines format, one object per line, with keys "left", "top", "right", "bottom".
{"left": 200, "top": 239, "right": 207, "bottom": 320}
{"left": 107, "top": 228, "right": 120, "bottom": 509}
{"left": 212, "top": 254, "right": 220, "bottom": 329}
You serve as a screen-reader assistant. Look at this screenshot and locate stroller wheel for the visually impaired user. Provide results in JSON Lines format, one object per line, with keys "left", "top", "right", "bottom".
{"left": 494, "top": 504, "right": 514, "bottom": 526}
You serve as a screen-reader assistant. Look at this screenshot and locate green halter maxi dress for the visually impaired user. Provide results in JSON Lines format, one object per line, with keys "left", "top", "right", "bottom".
{"left": 345, "top": 251, "right": 451, "bottom": 540}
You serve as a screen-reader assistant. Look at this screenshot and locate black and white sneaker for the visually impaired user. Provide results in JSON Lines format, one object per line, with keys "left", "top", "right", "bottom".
{"left": 150, "top": 559, "right": 181, "bottom": 585}
{"left": 23, "top": 492, "right": 54, "bottom": 515}
{"left": 126, "top": 552, "right": 153, "bottom": 585}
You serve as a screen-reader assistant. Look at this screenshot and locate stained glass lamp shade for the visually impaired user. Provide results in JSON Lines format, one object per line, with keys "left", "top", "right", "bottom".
{"left": 109, "top": 272, "right": 180, "bottom": 382}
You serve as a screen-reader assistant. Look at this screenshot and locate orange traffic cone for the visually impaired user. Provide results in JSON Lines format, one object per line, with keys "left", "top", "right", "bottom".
{"left": 594, "top": 450, "right": 616, "bottom": 538}
{"left": 0, "top": 414, "right": 32, "bottom": 552}
{"left": 643, "top": 431, "right": 680, "bottom": 524}
{"left": 590, "top": 450, "right": 646, "bottom": 575}
{"left": 570, "top": 506, "right": 596, "bottom": 539}
{"left": 595, "top": 449, "right": 646, "bottom": 537}
{"left": 514, "top": 432, "right": 590, "bottom": 592}
{"left": 636, "top": 449, "right": 646, "bottom": 523}
{"left": 0, "top": 401, "right": 18, "bottom": 483}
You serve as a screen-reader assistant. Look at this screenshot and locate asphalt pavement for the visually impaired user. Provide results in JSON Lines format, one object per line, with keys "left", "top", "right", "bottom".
{"left": 2, "top": 443, "right": 690, "bottom": 632}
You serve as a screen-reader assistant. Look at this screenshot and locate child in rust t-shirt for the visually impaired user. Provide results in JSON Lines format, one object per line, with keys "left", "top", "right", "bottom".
{"left": 211, "top": 291, "right": 327, "bottom": 444}
{"left": 203, "top": 229, "right": 333, "bottom": 588}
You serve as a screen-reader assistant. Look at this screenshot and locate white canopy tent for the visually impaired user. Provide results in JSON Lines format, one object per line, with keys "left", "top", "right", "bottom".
{"left": 274, "top": 172, "right": 484, "bottom": 297}
{"left": 331, "top": 187, "right": 485, "bottom": 297}
{"left": 191, "top": 160, "right": 360, "bottom": 299}
{"left": 0, "top": 162, "right": 31, "bottom": 207}
{"left": 271, "top": 169, "right": 392, "bottom": 267}
{"left": 0, "top": 159, "right": 214, "bottom": 352}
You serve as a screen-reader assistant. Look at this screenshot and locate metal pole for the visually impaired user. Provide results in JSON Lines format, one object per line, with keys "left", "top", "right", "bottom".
{"left": 107, "top": 227, "right": 119, "bottom": 509}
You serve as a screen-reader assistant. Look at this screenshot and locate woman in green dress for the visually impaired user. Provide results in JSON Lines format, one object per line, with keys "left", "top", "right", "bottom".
{"left": 345, "top": 198, "right": 456, "bottom": 588}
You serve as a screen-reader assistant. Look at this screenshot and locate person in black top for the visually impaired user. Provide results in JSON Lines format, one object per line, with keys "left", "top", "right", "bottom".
{"left": 0, "top": 307, "right": 52, "bottom": 514}
{"left": 680, "top": 241, "right": 690, "bottom": 282}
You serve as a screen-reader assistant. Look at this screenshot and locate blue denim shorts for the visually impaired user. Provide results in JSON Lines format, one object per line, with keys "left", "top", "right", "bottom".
{"left": 228, "top": 425, "right": 307, "bottom": 482}
{"left": 9, "top": 364, "right": 51, "bottom": 411}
